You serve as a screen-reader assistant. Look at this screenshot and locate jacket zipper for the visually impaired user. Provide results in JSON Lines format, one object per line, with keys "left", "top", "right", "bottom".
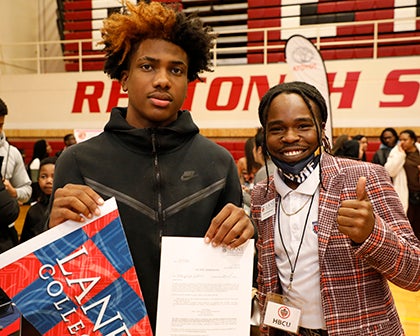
{"left": 151, "top": 130, "right": 164, "bottom": 247}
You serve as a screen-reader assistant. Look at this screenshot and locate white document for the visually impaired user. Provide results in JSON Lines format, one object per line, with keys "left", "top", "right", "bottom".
{"left": 156, "top": 237, "right": 254, "bottom": 336}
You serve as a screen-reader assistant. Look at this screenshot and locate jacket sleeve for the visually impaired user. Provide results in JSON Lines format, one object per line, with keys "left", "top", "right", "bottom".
{"left": 8, "top": 145, "right": 32, "bottom": 203}
{"left": 49, "top": 146, "right": 87, "bottom": 206}
{"left": 356, "top": 163, "right": 420, "bottom": 291}
{"left": 0, "top": 179, "right": 20, "bottom": 227}
{"left": 220, "top": 156, "right": 243, "bottom": 209}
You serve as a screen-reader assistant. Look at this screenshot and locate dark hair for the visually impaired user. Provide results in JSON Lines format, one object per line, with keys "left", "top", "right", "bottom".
{"left": 40, "top": 156, "right": 57, "bottom": 168}
{"left": 254, "top": 127, "right": 270, "bottom": 161}
{"left": 400, "top": 129, "right": 418, "bottom": 142}
{"left": 258, "top": 82, "right": 328, "bottom": 127}
{"left": 379, "top": 128, "right": 398, "bottom": 146}
{"left": 101, "top": 1, "right": 215, "bottom": 82}
{"left": 244, "top": 137, "right": 261, "bottom": 175}
{"left": 352, "top": 134, "right": 365, "bottom": 141}
{"left": 339, "top": 140, "right": 360, "bottom": 160}
{"left": 31, "top": 140, "right": 49, "bottom": 162}
{"left": 257, "top": 82, "right": 330, "bottom": 192}
{"left": 258, "top": 81, "right": 329, "bottom": 156}
{"left": 254, "top": 127, "right": 264, "bottom": 150}
{"left": 0, "top": 98, "right": 8, "bottom": 116}
{"left": 63, "top": 133, "right": 74, "bottom": 142}
{"left": 331, "top": 134, "right": 349, "bottom": 156}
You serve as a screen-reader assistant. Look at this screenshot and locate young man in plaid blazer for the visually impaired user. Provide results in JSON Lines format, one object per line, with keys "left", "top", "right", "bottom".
{"left": 251, "top": 82, "right": 420, "bottom": 336}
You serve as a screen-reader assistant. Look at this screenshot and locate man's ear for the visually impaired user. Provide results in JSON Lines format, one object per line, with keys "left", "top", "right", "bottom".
{"left": 322, "top": 122, "right": 327, "bottom": 138}
{"left": 257, "top": 146, "right": 263, "bottom": 157}
{"left": 120, "top": 71, "right": 128, "bottom": 92}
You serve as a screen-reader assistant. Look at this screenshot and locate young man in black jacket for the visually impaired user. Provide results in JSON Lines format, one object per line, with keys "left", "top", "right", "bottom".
{"left": 0, "top": 165, "right": 20, "bottom": 253}
{"left": 48, "top": 1, "right": 254, "bottom": 332}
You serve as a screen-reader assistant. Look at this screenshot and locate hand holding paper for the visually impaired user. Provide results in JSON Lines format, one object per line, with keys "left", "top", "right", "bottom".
{"left": 205, "top": 203, "right": 255, "bottom": 248}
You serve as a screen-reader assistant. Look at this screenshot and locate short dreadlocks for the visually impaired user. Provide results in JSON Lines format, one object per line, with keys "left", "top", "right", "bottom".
{"left": 258, "top": 81, "right": 330, "bottom": 153}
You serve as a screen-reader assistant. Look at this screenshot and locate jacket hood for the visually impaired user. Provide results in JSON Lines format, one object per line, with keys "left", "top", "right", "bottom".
{"left": 103, "top": 107, "right": 200, "bottom": 153}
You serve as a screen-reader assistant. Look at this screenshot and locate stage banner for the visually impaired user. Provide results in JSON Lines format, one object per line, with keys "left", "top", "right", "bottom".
{"left": 0, "top": 197, "right": 152, "bottom": 336}
{"left": 285, "top": 34, "right": 333, "bottom": 143}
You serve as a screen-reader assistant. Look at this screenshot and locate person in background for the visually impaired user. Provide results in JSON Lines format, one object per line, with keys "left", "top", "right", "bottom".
{"left": 55, "top": 133, "right": 76, "bottom": 157}
{"left": 47, "top": 1, "right": 255, "bottom": 333}
{"left": 27, "top": 139, "right": 51, "bottom": 203}
{"left": 352, "top": 134, "right": 368, "bottom": 161}
{"left": 254, "top": 127, "right": 275, "bottom": 184}
{"left": 0, "top": 167, "right": 20, "bottom": 253}
{"left": 330, "top": 134, "right": 350, "bottom": 156}
{"left": 384, "top": 129, "right": 420, "bottom": 239}
{"left": 28, "top": 140, "right": 52, "bottom": 182}
{"left": 237, "top": 136, "right": 262, "bottom": 188}
{"left": 0, "top": 98, "right": 32, "bottom": 204}
{"left": 0, "top": 167, "right": 20, "bottom": 323}
{"left": 237, "top": 136, "right": 262, "bottom": 213}
{"left": 372, "top": 127, "right": 398, "bottom": 166}
{"left": 20, "top": 156, "right": 56, "bottom": 243}
{"left": 335, "top": 139, "right": 361, "bottom": 160}
{"left": 0, "top": 100, "right": 31, "bottom": 315}
{"left": 251, "top": 81, "right": 420, "bottom": 336}
{"left": 0, "top": 100, "right": 30, "bottom": 313}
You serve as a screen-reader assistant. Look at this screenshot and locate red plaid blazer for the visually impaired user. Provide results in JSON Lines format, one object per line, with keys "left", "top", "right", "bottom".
{"left": 251, "top": 153, "right": 420, "bottom": 336}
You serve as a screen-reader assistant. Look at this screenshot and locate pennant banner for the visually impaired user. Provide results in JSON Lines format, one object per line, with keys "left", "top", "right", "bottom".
{"left": 285, "top": 34, "right": 333, "bottom": 143}
{"left": 0, "top": 198, "right": 152, "bottom": 335}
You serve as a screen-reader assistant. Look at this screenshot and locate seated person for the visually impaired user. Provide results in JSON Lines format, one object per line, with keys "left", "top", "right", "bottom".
{"left": 20, "top": 157, "right": 56, "bottom": 243}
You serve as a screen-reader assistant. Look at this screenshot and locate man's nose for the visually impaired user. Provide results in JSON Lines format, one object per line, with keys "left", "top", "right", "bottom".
{"left": 282, "top": 129, "right": 299, "bottom": 142}
{"left": 153, "top": 69, "right": 171, "bottom": 89}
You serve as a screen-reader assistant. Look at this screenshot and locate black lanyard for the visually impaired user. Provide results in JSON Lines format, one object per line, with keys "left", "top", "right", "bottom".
{"left": 277, "top": 193, "right": 315, "bottom": 291}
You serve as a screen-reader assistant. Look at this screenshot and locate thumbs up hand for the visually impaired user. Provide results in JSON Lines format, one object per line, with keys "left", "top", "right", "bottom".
{"left": 355, "top": 176, "right": 369, "bottom": 202}
{"left": 337, "top": 176, "right": 375, "bottom": 244}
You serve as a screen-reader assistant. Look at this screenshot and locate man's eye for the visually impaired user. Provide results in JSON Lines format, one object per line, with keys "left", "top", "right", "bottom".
{"left": 172, "top": 67, "right": 183, "bottom": 75}
{"left": 298, "top": 124, "right": 313, "bottom": 129}
{"left": 140, "top": 64, "right": 152, "bottom": 71}
{"left": 269, "top": 127, "right": 284, "bottom": 133}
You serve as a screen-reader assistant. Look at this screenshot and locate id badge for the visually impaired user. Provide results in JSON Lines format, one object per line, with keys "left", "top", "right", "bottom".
{"left": 263, "top": 293, "right": 301, "bottom": 334}
{"left": 261, "top": 199, "right": 275, "bottom": 221}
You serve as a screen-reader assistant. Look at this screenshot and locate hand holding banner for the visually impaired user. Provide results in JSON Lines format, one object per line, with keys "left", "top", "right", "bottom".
{"left": 0, "top": 197, "right": 152, "bottom": 335}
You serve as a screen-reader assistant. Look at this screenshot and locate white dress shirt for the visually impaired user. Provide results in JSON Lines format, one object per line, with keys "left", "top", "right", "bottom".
{"left": 273, "top": 165, "right": 326, "bottom": 329}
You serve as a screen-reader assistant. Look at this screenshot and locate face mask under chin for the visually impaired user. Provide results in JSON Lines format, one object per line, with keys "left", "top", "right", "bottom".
{"left": 271, "top": 148, "right": 321, "bottom": 184}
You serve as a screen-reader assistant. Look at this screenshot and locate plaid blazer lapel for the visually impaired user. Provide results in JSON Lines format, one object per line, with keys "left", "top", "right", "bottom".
{"left": 317, "top": 154, "right": 346, "bottom": 262}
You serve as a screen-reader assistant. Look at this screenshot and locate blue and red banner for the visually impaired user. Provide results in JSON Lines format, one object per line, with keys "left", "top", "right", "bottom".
{"left": 0, "top": 198, "right": 152, "bottom": 335}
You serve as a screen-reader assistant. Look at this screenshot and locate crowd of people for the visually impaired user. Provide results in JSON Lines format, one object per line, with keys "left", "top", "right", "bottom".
{"left": 329, "top": 127, "right": 420, "bottom": 240}
{"left": 0, "top": 98, "right": 75, "bottom": 250}
{"left": 0, "top": 2, "right": 419, "bottom": 336}
{"left": 0, "top": 97, "right": 76, "bottom": 333}
{"left": 384, "top": 129, "right": 420, "bottom": 239}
